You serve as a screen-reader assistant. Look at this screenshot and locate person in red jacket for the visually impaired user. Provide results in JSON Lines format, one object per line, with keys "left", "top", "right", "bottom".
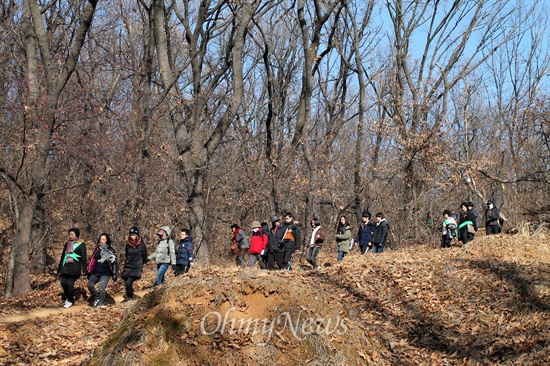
{"left": 248, "top": 221, "right": 268, "bottom": 269}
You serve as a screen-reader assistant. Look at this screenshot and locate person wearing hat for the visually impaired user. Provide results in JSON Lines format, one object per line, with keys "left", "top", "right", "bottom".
{"left": 485, "top": 200, "right": 501, "bottom": 235}
{"left": 267, "top": 215, "right": 286, "bottom": 270}
{"left": 147, "top": 226, "right": 176, "bottom": 286}
{"left": 248, "top": 221, "right": 268, "bottom": 269}
{"left": 121, "top": 226, "right": 148, "bottom": 301}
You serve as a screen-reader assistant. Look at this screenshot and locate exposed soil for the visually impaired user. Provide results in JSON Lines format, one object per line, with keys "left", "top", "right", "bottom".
{"left": 1, "top": 232, "right": 549, "bottom": 365}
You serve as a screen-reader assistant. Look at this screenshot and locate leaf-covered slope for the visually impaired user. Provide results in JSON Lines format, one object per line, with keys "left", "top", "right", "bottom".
{"left": 1, "top": 232, "right": 549, "bottom": 365}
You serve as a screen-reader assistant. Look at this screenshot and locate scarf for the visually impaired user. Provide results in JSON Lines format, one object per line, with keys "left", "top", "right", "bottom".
{"left": 65, "top": 240, "right": 76, "bottom": 263}
{"left": 62, "top": 241, "right": 83, "bottom": 266}
{"left": 127, "top": 236, "right": 141, "bottom": 249}
{"left": 97, "top": 244, "right": 116, "bottom": 263}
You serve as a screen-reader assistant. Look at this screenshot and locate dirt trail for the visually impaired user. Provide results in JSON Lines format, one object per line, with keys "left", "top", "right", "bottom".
{"left": 0, "top": 289, "right": 150, "bottom": 325}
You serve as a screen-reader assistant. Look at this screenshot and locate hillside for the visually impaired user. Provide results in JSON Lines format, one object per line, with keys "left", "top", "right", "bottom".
{"left": 1, "top": 231, "right": 549, "bottom": 365}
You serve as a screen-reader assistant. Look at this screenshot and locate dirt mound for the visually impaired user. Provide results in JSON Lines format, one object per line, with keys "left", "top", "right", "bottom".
{"left": 84, "top": 234, "right": 549, "bottom": 366}
{"left": 1, "top": 233, "right": 550, "bottom": 365}
{"left": 84, "top": 269, "right": 386, "bottom": 365}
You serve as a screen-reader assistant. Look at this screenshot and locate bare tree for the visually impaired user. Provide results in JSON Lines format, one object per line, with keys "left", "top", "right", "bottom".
{"left": 376, "top": 0, "right": 535, "bottom": 237}
{"left": 0, "top": 0, "right": 98, "bottom": 298}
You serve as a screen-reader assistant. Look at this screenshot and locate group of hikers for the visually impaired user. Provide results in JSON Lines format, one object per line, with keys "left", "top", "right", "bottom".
{"left": 55, "top": 200, "right": 500, "bottom": 309}
{"left": 57, "top": 226, "right": 193, "bottom": 309}
{"left": 440, "top": 200, "right": 502, "bottom": 248}
{"left": 56, "top": 211, "right": 390, "bottom": 308}
{"left": 230, "top": 211, "right": 390, "bottom": 271}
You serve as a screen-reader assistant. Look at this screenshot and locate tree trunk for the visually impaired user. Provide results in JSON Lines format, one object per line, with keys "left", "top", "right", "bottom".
{"left": 10, "top": 197, "right": 37, "bottom": 297}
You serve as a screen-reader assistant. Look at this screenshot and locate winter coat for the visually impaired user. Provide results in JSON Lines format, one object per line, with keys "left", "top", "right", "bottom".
{"left": 176, "top": 237, "right": 194, "bottom": 266}
{"left": 282, "top": 221, "right": 300, "bottom": 252}
{"left": 485, "top": 206, "right": 500, "bottom": 227}
{"left": 148, "top": 237, "right": 176, "bottom": 265}
{"left": 121, "top": 239, "right": 147, "bottom": 280}
{"left": 355, "top": 222, "right": 375, "bottom": 247}
{"left": 58, "top": 240, "right": 87, "bottom": 278}
{"left": 268, "top": 224, "right": 286, "bottom": 253}
{"left": 372, "top": 219, "right": 389, "bottom": 246}
{"left": 335, "top": 225, "right": 352, "bottom": 253}
{"left": 88, "top": 245, "right": 117, "bottom": 280}
{"left": 234, "top": 229, "right": 250, "bottom": 249}
{"left": 249, "top": 229, "right": 268, "bottom": 255}
{"left": 307, "top": 226, "right": 326, "bottom": 248}
{"left": 442, "top": 217, "right": 457, "bottom": 237}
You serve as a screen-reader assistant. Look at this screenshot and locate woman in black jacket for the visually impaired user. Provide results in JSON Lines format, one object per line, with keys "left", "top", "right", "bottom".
{"left": 121, "top": 227, "right": 148, "bottom": 301}
{"left": 457, "top": 202, "right": 477, "bottom": 245}
{"left": 87, "top": 233, "right": 117, "bottom": 307}
{"left": 372, "top": 213, "right": 389, "bottom": 253}
{"left": 57, "top": 228, "right": 87, "bottom": 308}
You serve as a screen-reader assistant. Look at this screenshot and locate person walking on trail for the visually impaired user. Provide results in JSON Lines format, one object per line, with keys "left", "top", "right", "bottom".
{"left": 248, "top": 221, "right": 268, "bottom": 269}
{"left": 457, "top": 202, "right": 477, "bottom": 245}
{"left": 231, "top": 223, "right": 249, "bottom": 267}
{"left": 355, "top": 212, "right": 375, "bottom": 254}
{"left": 267, "top": 215, "right": 286, "bottom": 270}
{"left": 260, "top": 222, "right": 270, "bottom": 267}
{"left": 306, "top": 218, "right": 325, "bottom": 269}
{"left": 335, "top": 216, "right": 352, "bottom": 261}
{"left": 485, "top": 200, "right": 501, "bottom": 235}
{"left": 175, "top": 228, "right": 194, "bottom": 275}
{"left": 57, "top": 228, "right": 87, "bottom": 308}
{"left": 147, "top": 226, "right": 176, "bottom": 286}
{"left": 372, "top": 212, "right": 389, "bottom": 253}
{"left": 281, "top": 212, "right": 300, "bottom": 270}
{"left": 87, "top": 233, "right": 117, "bottom": 307}
{"left": 441, "top": 210, "right": 457, "bottom": 249}
{"left": 121, "top": 226, "right": 147, "bottom": 301}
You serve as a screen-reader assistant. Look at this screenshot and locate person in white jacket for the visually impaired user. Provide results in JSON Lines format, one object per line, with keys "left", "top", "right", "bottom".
{"left": 147, "top": 225, "right": 176, "bottom": 286}
{"left": 441, "top": 210, "right": 457, "bottom": 248}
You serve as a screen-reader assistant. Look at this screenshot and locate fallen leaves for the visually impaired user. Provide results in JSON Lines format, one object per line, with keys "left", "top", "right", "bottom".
{"left": 0, "top": 234, "right": 549, "bottom": 365}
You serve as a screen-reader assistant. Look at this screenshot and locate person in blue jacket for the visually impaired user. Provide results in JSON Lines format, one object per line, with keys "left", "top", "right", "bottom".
{"left": 175, "top": 228, "right": 194, "bottom": 275}
{"left": 354, "top": 212, "right": 376, "bottom": 254}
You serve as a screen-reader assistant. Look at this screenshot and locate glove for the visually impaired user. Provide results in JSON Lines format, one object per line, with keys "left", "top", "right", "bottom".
{"left": 260, "top": 249, "right": 265, "bottom": 256}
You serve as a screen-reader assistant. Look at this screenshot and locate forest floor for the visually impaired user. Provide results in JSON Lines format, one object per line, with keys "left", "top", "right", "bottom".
{"left": 0, "top": 229, "right": 549, "bottom": 365}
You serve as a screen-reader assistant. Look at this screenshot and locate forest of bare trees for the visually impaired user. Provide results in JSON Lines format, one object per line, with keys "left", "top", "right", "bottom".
{"left": 0, "top": 0, "right": 549, "bottom": 298}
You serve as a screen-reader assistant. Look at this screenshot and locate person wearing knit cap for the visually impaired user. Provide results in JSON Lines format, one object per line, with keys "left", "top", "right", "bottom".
{"left": 147, "top": 226, "right": 176, "bottom": 286}
{"left": 248, "top": 221, "right": 268, "bottom": 269}
{"left": 121, "top": 226, "right": 148, "bottom": 301}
